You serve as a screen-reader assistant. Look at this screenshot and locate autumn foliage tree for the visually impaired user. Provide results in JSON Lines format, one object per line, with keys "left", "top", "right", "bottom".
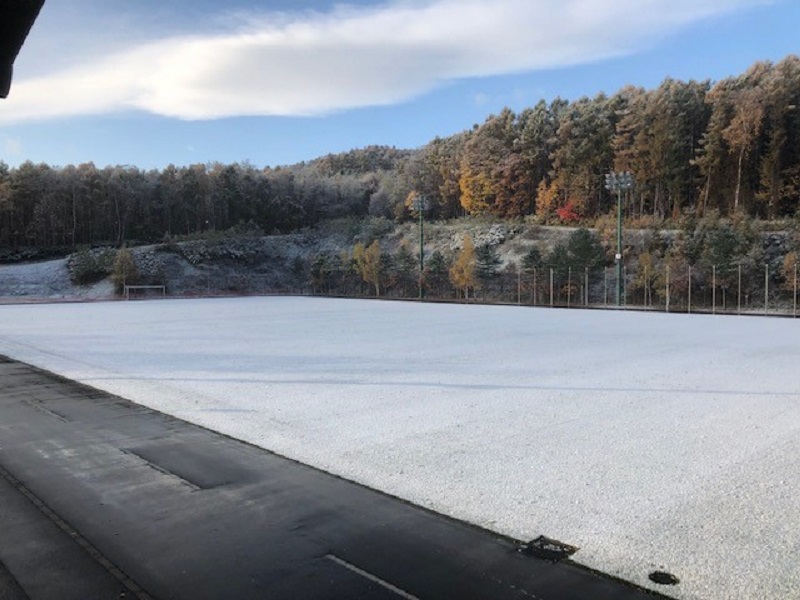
{"left": 353, "top": 240, "right": 383, "bottom": 296}
{"left": 449, "top": 235, "right": 477, "bottom": 299}
{"left": 1, "top": 56, "right": 800, "bottom": 256}
{"left": 111, "top": 247, "right": 139, "bottom": 294}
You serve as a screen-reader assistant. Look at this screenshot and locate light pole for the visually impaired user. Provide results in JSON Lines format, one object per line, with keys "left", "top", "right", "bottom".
{"left": 604, "top": 171, "right": 634, "bottom": 307}
{"left": 411, "top": 194, "right": 430, "bottom": 299}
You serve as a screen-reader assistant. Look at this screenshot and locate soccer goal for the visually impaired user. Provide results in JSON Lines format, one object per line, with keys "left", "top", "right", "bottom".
{"left": 124, "top": 285, "right": 166, "bottom": 300}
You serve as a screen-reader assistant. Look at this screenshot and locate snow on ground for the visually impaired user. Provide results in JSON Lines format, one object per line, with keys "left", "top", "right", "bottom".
{"left": 0, "top": 297, "right": 798, "bottom": 600}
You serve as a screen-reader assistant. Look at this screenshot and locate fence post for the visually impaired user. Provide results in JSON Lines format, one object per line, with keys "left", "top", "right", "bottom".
{"left": 688, "top": 265, "right": 692, "bottom": 314}
{"left": 738, "top": 264, "right": 742, "bottom": 315}
{"left": 765, "top": 263, "right": 769, "bottom": 316}
{"left": 795, "top": 263, "right": 797, "bottom": 318}
{"left": 550, "top": 268, "right": 554, "bottom": 308}
{"left": 533, "top": 267, "right": 537, "bottom": 307}
{"left": 604, "top": 267, "right": 608, "bottom": 306}
{"left": 644, "top": 265, "right": 649, "bottom": 307}
{"left": 713, "top": 265, "right": 718, "bottom": 313}
{"left": 666, "top": 265, "right": 670, "bottom": 313}
{"left": 517, "top": 265, "right": 521, "bottom": 306}
{"left": 567, "top": 267, "right": 572, "bottom": 308}
{"left": 623, "top": 266, "right": 628, "bottom": 308}
{"left": 585, "top": 267, "right": 589, "bottom": 307}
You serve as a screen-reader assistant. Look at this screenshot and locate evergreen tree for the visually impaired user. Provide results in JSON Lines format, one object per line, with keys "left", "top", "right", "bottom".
{"left": 424, "top": 250, "right": 451, "bottom": 298}
{"left": 566, "top": 228, "right": 605, "bottom": 269}
{"left": 475, "top": 244, "right": 502, "bottom": 287}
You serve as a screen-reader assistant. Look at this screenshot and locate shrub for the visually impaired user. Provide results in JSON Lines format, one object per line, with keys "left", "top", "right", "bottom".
{"left": 68, "top": 247, "right": 115, "bottom": 285}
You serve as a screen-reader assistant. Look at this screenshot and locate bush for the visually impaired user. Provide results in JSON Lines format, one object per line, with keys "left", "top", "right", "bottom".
{"left": 68, "top": 247, "right": 115, "bottom": 285}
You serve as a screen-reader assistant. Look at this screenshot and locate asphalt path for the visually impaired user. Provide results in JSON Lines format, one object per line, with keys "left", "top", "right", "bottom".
{"left": 0, "top": 355, "right": 668, "bottom": 600}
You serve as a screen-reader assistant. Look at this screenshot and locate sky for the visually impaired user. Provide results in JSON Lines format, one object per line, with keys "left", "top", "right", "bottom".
{"left": 0, "top": 0, "right": 798, "bottom": 170}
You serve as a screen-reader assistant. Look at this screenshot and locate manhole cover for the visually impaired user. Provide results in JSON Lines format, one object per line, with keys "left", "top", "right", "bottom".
{"left": 518, "top": 536, "right": 578, "bottom": 562}
{"left": 649, "top": 571, "right": 680, "bottom": 585}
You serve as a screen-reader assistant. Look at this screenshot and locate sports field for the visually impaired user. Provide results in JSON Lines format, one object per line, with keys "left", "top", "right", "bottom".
{"left": 1, "top": 297, "right": 798, "bottom": 600}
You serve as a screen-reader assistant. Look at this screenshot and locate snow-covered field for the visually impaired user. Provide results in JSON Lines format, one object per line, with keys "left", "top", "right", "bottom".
{"left": 0, "top": 297, "right": 798, "bottom": 600}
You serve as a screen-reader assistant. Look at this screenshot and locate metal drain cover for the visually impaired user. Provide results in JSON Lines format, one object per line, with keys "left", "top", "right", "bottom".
{"left": 649, "top": 571, "right": 680, "bottom": 585}
{"left": 519, "top": 536, "right": 578, "bottom": 562}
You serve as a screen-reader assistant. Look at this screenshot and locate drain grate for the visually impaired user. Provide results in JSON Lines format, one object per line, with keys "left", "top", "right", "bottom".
{"left": 649, "top": 571, "right": 680, "bottom": 585}
{"left": 518, "top": 536, "right": 578, "bottom": 563}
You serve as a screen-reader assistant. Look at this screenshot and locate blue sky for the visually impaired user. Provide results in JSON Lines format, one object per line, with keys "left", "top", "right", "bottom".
{"left": 1, "top": 0, "right": 798, "bottom": 169}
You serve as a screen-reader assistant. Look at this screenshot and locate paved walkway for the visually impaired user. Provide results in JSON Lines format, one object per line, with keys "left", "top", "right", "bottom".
{"left": 0, "top": 356, "right": 667, "bottom": 600}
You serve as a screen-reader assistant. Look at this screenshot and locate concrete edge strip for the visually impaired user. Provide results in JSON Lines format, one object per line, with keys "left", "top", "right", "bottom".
{"left": 0, "top": 462, "right": 152, "bottom": 600}
{"left": 326, "top": 554, "right": 421, "bottom": 600}
{"left": 1, "top": 354, "right": 676, "bottom": 600}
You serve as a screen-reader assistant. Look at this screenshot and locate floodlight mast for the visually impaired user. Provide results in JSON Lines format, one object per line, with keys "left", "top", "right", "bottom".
{"left": 604, "top": 171, "right": 634, "bottom": 307}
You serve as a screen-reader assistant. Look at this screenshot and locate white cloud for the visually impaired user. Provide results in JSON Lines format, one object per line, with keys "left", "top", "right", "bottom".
{"left": 0, "top": 0, "right": 769, "bottom": 124}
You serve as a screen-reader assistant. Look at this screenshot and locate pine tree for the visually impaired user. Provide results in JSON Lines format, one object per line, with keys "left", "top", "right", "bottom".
{"left": 424, "top": 250, "right": 451, "bottom": 298}
{"left": 392, "top": 244, "right": 417, "bottom": 298}
{"left": 475, "top": 244, "right": 502, "bottom": 287}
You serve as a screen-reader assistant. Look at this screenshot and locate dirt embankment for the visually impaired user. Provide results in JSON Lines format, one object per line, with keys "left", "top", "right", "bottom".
{"left": 0, "top": 219, "right": 791, "bottom": 301}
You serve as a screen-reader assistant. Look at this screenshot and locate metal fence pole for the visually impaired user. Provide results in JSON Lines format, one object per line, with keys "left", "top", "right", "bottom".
{"left": 644, "top": 265, "right": 649, "bottom": 307}
{"left": 795, "top": 263, "right": 798, "bottom": 318}
{"left": 517, "top": 266, "right": 521, "bottom": 306}
{"left": 550, "top": 268, "right": 554, "bottom": 308}
{"left": 567, "top": 267, "right": 572, "bottom": 308}
{"left": 688, "top": 265, "right": 692, "bottom": 314}
{"left": 622, "top": 266, "right": 627, "bottom": 308}
{"left": 533, "top": 267, "right": 537, "bottom": 307}
{"left": 765, "top": 264, "right": 769, "bottom": 316}
{"left": 585, "top": 267, "right": 589, "bottom": 306}
{"left": 666, "top": 265, "right": 670, "bottom": 313}
{"left": 738, "top": 264, "right": 742, "bottom": 315}
{"left": 604, "top": 267, "right": 608, "bottom": 306}
{"left": 713, "top": 265, "right": 718, "bottom": 313}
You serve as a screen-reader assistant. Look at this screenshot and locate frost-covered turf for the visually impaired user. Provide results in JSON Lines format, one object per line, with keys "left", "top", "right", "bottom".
{"left": 0, "top": 297, "right": 798, "bottom": 599}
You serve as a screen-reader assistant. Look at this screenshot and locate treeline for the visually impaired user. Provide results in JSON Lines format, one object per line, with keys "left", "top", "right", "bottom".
{"left": 0, "top": 149, "right": 407, "bottom": 250}
{"left": 1, "top": 56, "right": 799, "bottom": 253}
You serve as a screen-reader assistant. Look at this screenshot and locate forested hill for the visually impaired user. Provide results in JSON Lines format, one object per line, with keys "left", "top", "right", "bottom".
{"left": 1, "top": 55, "right": 799, "bottom": 253}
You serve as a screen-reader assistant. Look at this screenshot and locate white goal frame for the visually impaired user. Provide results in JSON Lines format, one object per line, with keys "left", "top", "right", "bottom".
{"left": 124, "top": 285, "right": 166, "bottom": 300}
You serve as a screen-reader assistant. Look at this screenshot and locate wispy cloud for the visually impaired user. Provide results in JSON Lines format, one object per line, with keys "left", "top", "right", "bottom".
{"left": 0, "top": 0, "right": 769, "bottom": 124}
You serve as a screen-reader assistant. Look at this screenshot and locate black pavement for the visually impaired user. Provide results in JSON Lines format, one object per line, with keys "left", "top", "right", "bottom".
{"left": 0, "top": 355, "right": 669, "bottom": 600}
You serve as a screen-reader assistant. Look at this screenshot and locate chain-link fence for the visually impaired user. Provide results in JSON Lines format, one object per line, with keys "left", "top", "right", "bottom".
{"left": 161, "top": 260, "right": 798, "bottom": 318}
{"left": 506, "top": 262, "right": 799, "bottom": 317}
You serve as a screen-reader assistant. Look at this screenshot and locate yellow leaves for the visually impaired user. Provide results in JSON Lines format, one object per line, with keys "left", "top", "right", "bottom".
{"left": 449, "top": 235, "right": 477, "bottom": 298}
{"left": 458, "top": 169, "right": 495, "bottom": 215}
{"left": 353, "top": 240, "right": 382, "bottom": 296}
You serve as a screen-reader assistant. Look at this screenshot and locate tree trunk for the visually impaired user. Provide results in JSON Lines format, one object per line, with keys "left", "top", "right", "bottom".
{"left": 734, "top": 146, "right": 745, "bottom": 213}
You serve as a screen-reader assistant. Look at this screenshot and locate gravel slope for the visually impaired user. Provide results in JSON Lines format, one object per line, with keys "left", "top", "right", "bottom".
{"left": 0, "top": 258, "right": 113, "bottom": 301}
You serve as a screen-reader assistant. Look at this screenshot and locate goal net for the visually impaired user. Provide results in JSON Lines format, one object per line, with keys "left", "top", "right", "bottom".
{"left": 124, "top": 285, "right": 166, "bottom": 300}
